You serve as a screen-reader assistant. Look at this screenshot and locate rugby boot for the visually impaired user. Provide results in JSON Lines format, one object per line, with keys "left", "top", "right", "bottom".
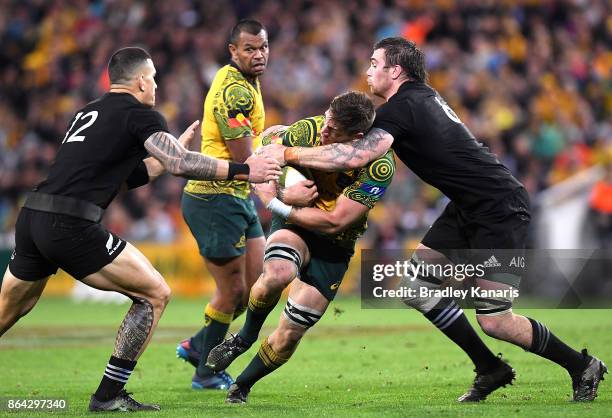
{"left": 89, "top": 390, "right": 160, "bottom": 412}
{"left": 458, "top": 356, "right": 515, "bottom": 402}
{"left": 191, "top": 370, "right": 234, "bottom": 390}
{"left": 571, "top": 349, "right": 607, "bottom": 401}
{"left": 225, "top": 383, "right": 251, "bottom": 404}
{"left": 206, "top": 333, "right": 251, "bottom": 372}
{"left": 176, "top": 338, "right": 201, "bottom": 368}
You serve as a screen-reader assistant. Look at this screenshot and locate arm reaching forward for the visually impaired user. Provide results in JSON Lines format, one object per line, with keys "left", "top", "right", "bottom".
{"left": 252, "top": 181, "right": 368, "bottom": 235}
{"left": 144, "top": 121, "right": 281, "bottom": 182}
{"left": 142, "top": 119, "right": 202, "bottom": 182}
{"left": 258, "top": 127, "right": 394, "bottom": 171}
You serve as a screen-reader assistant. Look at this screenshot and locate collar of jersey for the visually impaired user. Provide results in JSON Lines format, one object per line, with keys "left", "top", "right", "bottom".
{"left": 396, "top": 80, "right": 426, "bottom": 95}
{"left": 228, "top": 61, "right": 258, "bottom": 88}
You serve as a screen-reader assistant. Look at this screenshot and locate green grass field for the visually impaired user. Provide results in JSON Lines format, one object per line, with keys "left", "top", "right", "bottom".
{"left": 0, "top": 296, "right": 610, "bottom": 417}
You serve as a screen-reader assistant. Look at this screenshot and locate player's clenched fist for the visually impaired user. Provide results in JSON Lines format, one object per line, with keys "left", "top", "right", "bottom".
{"left": 245, "top": 154, "right": 282, "bottom": 183}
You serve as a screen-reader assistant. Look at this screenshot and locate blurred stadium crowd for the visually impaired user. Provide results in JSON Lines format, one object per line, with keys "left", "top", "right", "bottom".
{"left": 0, "top": 0, "right": 610, "bottom": 250}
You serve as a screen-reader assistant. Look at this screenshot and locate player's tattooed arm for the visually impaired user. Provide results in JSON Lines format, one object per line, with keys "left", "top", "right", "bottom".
{"left": 144, "top": 123, "right": 282, "bottom": 182}
{"left": 142, "top": 121, "right": 198, "bottom": 181}
{"left": 144, "top": 131, "right": 225, "bottom": 180}
{"left": 266, "top": 128, "right": 393, "bottom": 171}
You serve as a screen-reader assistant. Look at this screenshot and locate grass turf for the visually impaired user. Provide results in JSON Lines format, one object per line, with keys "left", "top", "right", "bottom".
{"left": 0, "top": 296, "right": 610, "bottom": 417}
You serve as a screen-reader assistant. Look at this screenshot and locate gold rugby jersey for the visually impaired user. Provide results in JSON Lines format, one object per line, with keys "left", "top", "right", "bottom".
{"left": 261, "top": 115, "right": 395, "bottom": 249}
{"left": 185, "top": 63, "right": 265, "bottom": 199}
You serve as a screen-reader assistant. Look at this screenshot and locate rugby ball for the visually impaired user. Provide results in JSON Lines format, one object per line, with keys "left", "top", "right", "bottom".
{"left": 279, "top": 166, "right": 312, "bottom": 188}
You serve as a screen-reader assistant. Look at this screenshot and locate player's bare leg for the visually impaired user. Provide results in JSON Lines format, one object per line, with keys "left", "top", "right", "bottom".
{"left": 179, "top": 238, "right": 263, "bottom": 390}
{"left": 402, "top": 244, "right": 513, "bottom": 402}
{"left": 190, "top": 254, "right": 246, "bottom": 386}
{"left": 240, "top": 236, "right": 265, "bottom": 317}
{"left": 82, "top": 241, "right": 171, "bottom": 411}
{"left": 475, "top": 277, "right": 607, "bottom": 401}
{"left": 206, "top": 229, "right": 309, "bottom": 372}
{"left": 227, "top": 279, "right": 328, "bottom": 403}
{"left": 0, "top": 269, "right": 49, "bottom": 337}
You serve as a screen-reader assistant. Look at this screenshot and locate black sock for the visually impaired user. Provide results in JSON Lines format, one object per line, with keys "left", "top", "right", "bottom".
{"left": 232, "top": 302, "right": 247, "bottom": 321}
{"left": 191, "top": 327, "right": 207, "bottom": 353}
{"left": 527, "top": 318, "right": 588, "bottom": 374}
{"left": 235, "top": 338, "right": 289, "bottom": 388}
{"left": 424, "top": 298, "right": 500, "bottom": 373}
{"left": 94, "top": 356, "right": 136, "bottom": 402}
{"left": 196, "top": 304, "right": 232, "bottom": 377}
{"left": 238, "top": 292, "right": 280, "bottom": 345}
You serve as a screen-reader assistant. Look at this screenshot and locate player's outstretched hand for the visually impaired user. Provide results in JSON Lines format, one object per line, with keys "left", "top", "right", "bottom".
{"left": 282, "top": 180, "right": 318, "bottom": 207}
{"left": 245, "top": 154, "right": 282, "bottom": 183}
{"left": 178, "top": 120, "right": 200, "bottom": 149}
{"left": 257, "top": 143, "right": 287, "bottom": 166}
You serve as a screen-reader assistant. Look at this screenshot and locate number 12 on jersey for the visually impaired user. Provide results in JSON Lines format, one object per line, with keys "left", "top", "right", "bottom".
{"left": 62, "top": 111, "right": 99, "bottom": 143}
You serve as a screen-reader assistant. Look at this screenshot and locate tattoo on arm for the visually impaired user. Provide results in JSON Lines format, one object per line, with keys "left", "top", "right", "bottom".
{"left": 276, "top": 183, "right": 284, "bottom": 202}
{"left": 113, "top": 297, "right": 154, "bottom": 360}
{"left": 292, "top": 128, "right": 393, "bottom": 171}
{"left": 144, "top": 131, "right": 220, "bottom": 180}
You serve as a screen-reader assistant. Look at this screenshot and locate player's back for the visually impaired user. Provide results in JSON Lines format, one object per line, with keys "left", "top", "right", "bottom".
{"left": 36, "top": 92, "right": 167, "bottom": 208}
{"left": 374, "top": 82, "right": 522, "bottom": 212}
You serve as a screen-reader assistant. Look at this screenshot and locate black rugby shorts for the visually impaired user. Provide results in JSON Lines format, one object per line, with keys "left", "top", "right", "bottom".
{"left": 9, "top": 208, "right": 126, "bottom": 281}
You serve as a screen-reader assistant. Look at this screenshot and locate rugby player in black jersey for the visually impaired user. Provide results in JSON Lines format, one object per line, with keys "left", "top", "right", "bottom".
{"left": 0, "top": 47, "right": 281, "bottom": 412}
{"left": 260, "top": 37, "right": 606, "bottom": 403}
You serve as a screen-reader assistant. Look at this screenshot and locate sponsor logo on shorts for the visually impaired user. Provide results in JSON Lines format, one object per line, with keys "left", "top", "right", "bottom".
{"left": 330, "top": 281, "right": 341, "bottom": 290}
{"left": 10, "top": 250, "right": 16, "bottom": 260}
{"left": 235, "top": 234, "right": 246, "bottom": 249}
{"left": 105, "top": 234, "right": 123, "bottom": 256}
{"left": 483, "top": 255, "right": 502, "bottom": 268}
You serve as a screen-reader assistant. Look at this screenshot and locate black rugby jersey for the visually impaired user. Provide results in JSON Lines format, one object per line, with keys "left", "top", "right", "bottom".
{"left": 373, "top": 82, "right": 522, "bottom": 212}
{"left": 36, "top": 93, "right": 168, "bottom": 208}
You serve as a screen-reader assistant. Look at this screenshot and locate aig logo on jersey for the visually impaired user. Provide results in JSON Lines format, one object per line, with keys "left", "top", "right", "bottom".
{"left": 105, "top": 234, "right": 123, "bottom": 256}
{"left": 509, "top": 256, "right": 525, "bottom": 268}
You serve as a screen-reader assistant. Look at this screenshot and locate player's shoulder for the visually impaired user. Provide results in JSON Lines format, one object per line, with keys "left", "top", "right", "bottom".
{"left": 78, "top": 93, "right": 163, "bottom": 125}
{"left": 220, "top": 65, "right": 253, "bottom": 91}
{"left": 87, "top": 93, "right": 150, "bottom": 112}
{"left": 362, "top": 150, "right": 396, "bottom": 183}
{"left": 125, "top": 102, "right": 168, "bottom": 132}
{"left": 290, "top": 115, "right": 324, "bottom": 132}
{"left": 284, "top": 115, "right": 324, "bottom": 147}
{"left": 213, "top": 67, "right": 256, "bottom": 109}
{"left": 384, "top": 82, "right": 434, "bottom": 108}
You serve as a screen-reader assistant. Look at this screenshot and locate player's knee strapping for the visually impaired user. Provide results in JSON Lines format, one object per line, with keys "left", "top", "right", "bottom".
{"left": 282, "top": 297, "right": 323, "bottom": 329}
{"left": 401, "top": 254, "right": 445, "bottom": 314}
{"left": 264, "top": 243, "right": 302, "bottom": 275}
{"left": 474, "top": 295, "right": 514, "bottom": 316}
